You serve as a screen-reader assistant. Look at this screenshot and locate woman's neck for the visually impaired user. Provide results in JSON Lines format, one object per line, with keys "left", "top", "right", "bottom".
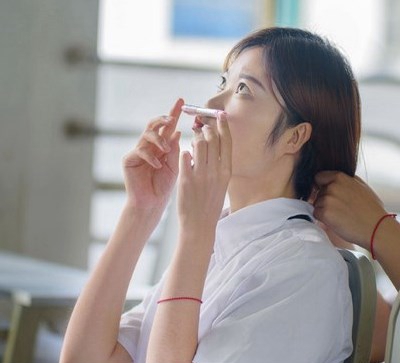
{"left": 227, "top": 173, "right": 296, "bottom": 213}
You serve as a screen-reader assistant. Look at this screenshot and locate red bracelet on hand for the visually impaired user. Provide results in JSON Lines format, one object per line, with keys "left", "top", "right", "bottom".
{"left": 370, "top": 213, "right": 397, "bottom": 260}
{"left": 157, "top": 297, "right": 203, "bottom": 304}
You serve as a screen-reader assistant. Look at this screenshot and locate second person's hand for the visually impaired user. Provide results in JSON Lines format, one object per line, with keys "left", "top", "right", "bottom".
{"left": 313, "top": 171, "right": 387, "bottom": 249}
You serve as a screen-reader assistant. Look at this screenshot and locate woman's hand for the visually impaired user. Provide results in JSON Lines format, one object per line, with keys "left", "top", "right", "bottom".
{"left": 146, "top": 112, "right": 231, "bottom": 363}
{"left": 60, "top": 100, "right": 185, "bottom": 363}
{"left": 123, "top": 99, "right": 184, "bottom": 211}
{"left": 177, "top": 112, "right": 232, "bottom": 232}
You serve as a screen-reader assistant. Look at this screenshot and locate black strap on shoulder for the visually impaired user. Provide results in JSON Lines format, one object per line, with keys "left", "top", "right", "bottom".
{"left": 287, "top": 214, "right": 313, "bottom": 223}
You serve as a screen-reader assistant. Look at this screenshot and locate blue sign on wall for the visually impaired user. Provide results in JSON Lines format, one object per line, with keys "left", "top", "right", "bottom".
{"left": 172, "top": 0, "right": 258, "bottom": 39}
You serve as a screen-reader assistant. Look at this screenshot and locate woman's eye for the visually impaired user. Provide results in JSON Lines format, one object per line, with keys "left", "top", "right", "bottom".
{"left": 236, "top": 82, "right": 249, "bottom": 94}
{"left": 217, "top": 76, "right": 226, "bottom": 91}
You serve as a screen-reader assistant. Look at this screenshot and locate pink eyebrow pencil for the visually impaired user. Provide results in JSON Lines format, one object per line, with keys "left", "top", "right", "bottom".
{"left": 181, "top": 104, "right": 222, "bottom": 118}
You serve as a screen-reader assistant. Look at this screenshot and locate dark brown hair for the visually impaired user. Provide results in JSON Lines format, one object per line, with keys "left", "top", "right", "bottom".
{"left": 225, "top": 27, "right": 361, "bottom": 200}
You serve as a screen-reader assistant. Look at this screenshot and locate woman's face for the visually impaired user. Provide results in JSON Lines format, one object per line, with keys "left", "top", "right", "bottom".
{"left": 206, "top": 47, "right": 284, "bottom": 178}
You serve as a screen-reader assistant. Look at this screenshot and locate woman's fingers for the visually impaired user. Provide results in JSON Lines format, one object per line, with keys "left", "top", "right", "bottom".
{"left": 161, "top": 98, "right": 184, "bottom": 140}
{"left": 147, "top": 116, "right": 172, "bottom": 132}
{"left": 141, "top": 116, "right": 173, "bottom": 153}
{"left": 217, "top": 112, "right": 232, "bottom": 174}
{"left": 123, "top": 99, "right": 185, "bottom": 174}
{"left": 132, "top": 147, "right": 163, "bottom": 169}
{"left": 179, "top": 150, "right": 193, "bottom": 177}
{"left": 124, "top": 114, "right": 174, "bottom": 170}
{"left": 189, "top": 112, "right": 231, "bottom": 177}
{"left": 139, "top": 98, "right": 184, "bottom": 158}
{"left": 164, "top": 131, "right": 181, "bottom": 174}
{"left": 314, "top": 170, "right": 341, "bottom": 188}
{"left": 140, "top": 97, "right": 184, "bottom": 151}
{"left": 202, "top": 125, "right": 219, "bottom": 171}
{"left": 191, "top": 128, "right": 208, "bottom": 171}
{"left": 137, "top": 106, "right": 231, "bottom": 176}
{"left": 143, "top": 129, "right": 171, "bottom": 153}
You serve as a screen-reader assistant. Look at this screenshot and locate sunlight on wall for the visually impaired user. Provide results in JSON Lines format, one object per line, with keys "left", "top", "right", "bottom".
{"left": 302, "top": 0, "right": 385, "bottom": 75}
{"left": 98, "top": 0, "right": 385, "bottom": 75}
{"left": 98, "top": 0, "right": 235, "bottom": 68}
{"left": 358, "top": 136, "right": 400, "bottom": 187}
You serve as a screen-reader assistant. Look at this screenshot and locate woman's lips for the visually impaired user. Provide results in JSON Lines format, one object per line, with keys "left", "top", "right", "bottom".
{"left": 192, "top": 115, "right": 216, "bottom": 129}
{"left": 192, "top": 116, "right": 205, "bottom": 129}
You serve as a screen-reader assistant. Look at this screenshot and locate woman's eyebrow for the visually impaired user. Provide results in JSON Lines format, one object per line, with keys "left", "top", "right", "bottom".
{"left": 239, "top": 73, "right": 267, "bottom": 91}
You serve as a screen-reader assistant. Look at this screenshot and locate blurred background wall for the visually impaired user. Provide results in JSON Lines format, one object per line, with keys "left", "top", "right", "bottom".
{"left": 0, "top": 0, "right": 98, "bottom": 268}
{"left": 1, "top": 0, "right": 400, "bottom": 361}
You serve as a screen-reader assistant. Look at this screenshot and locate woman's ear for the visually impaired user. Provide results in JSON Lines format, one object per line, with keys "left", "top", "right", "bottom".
{"left": 284, "top": 122, "right": 312, "bottom": 154}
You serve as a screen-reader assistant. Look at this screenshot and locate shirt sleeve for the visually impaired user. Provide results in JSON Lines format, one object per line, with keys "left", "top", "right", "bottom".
{"left": 193, "top": 255, "right": 353, "bottom": 363}
{"left": 117, "top": 284, "right": 158, "bottom": 362}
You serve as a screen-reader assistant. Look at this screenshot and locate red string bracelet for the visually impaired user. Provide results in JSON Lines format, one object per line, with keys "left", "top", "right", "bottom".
{"left": 370, "top": 213, "right": 397, "bottom": 260}
{"left": 157, "top": 297, "right": 203, "bottom": 304}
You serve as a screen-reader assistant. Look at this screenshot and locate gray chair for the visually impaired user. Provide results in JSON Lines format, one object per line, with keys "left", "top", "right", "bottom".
{"left": 339, "top": 249, "right": 377, "bottom": 363}
{"left": 385, "top": 292, "right": 400, "bottom": 363}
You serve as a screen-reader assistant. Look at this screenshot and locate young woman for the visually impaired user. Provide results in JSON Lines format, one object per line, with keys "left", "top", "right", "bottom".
{"left": 60, "top": 27, "right": 361, "bottom": 363}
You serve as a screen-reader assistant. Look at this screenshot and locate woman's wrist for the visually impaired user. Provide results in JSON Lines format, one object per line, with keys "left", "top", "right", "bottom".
{"left": 174, "top": 227, "right": 216, "bottom": 272}
{"left": 178, "top": 223, "right": 216, "bottom": 247}
{"left": 164, "top": 237, "right": 213, "bottom": 299}
{"left": 354, "top": 207, "right": 389, "bottom": 250}
{"left": 371, "top": 216, "right": 400, "bottom": 289}
{"left": 115, "top": 202, "right": 164, "bottom": 245}
{"left": 179, "top": 213, "right": 219, "bottom": 233}
{"left": 123, "top": 200, "right": 164, "bottom": 221}
{"left": 372, "top": 217, "right": 400, "bottom": 259}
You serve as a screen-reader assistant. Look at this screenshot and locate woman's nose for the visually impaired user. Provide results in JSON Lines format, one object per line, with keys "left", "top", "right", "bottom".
{"left": 206, "top": 91, "right": 226, "bottom": 111}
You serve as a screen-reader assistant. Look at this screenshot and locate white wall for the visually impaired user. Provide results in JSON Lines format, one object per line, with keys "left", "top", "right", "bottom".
{"left": 0, "top": 0, "right": 32, "bottom": 253}
{"left": 0, "top": 0, "right": 99, "bottom": 267}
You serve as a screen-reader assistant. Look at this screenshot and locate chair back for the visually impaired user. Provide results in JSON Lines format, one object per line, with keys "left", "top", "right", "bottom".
{"left": 385, "top": 292, "right": 400, "bottom": 363}
{"left": 339, "top": 249, "right": 377, "bottom": 363}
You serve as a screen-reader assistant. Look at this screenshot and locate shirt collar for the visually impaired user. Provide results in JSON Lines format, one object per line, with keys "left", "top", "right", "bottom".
{"left": 215, "top": 198, "right": 314, "bottom": 266}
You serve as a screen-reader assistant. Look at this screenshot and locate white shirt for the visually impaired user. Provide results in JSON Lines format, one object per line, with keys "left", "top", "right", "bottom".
{"left": 118, "top": 198, "right": 353, "bottom": 363}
